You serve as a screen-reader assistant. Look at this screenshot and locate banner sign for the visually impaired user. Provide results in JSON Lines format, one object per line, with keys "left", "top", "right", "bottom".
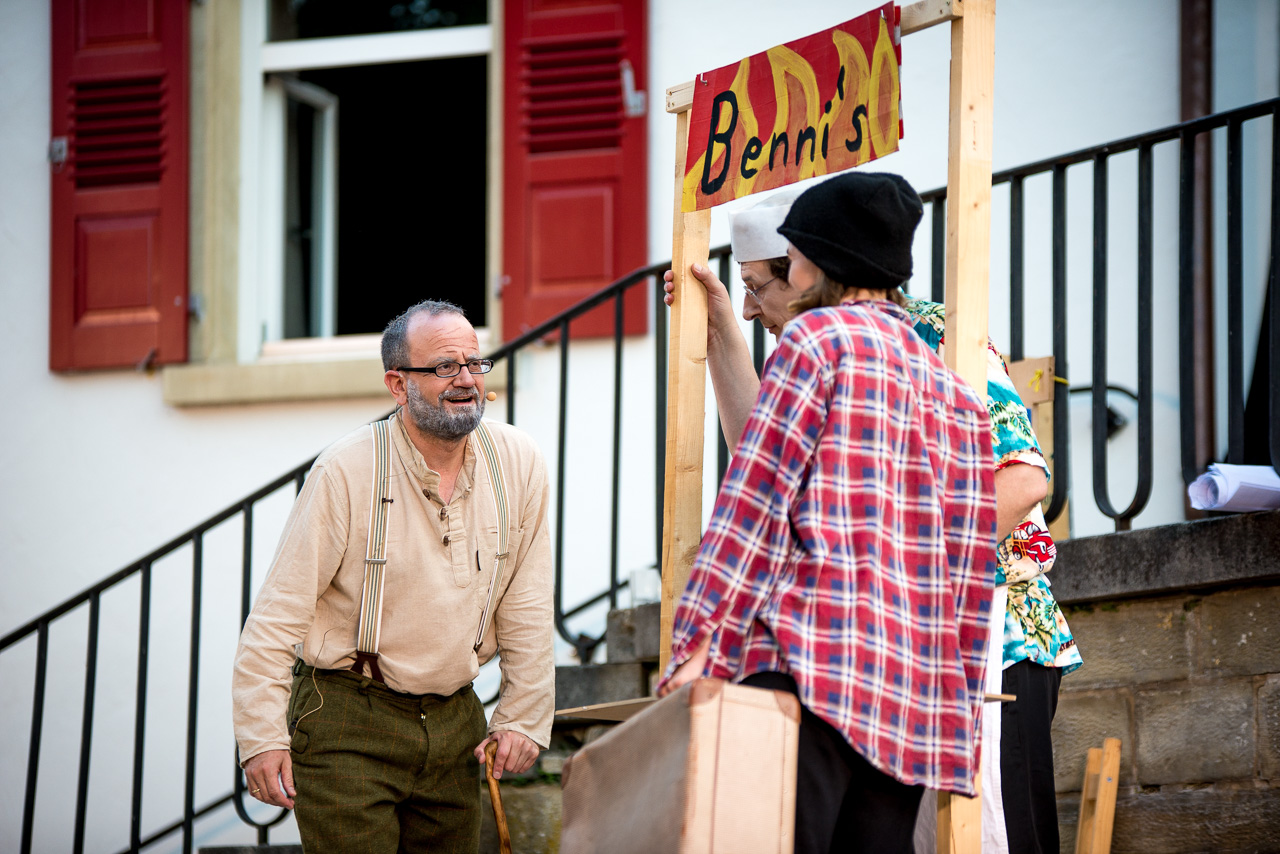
{"left": 682, "top": 3, "right": 902, "bottom": 212}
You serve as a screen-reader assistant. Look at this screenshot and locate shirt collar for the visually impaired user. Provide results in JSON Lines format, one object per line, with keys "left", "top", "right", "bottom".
{"left": 844, "top": 298, "right": 914, "bottom": 327}
{"left": 390, "top": 408, "right": 476, "bottom": 498}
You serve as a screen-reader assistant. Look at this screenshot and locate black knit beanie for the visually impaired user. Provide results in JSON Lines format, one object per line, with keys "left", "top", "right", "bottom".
{"left": 777, "top": 172, "right": 923, "bottom": 289}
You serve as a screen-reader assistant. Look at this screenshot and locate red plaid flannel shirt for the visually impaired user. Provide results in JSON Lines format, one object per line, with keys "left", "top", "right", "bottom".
{"left": 665, "top": 301, "right": 997, "bottom": 794}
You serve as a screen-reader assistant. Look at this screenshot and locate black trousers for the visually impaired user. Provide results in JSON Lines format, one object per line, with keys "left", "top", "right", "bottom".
{"left": 999, "top": 660, "right": 1063, "bottom": 854}
{"left": 742, "top": 672, "right": 925, "bottom": 854}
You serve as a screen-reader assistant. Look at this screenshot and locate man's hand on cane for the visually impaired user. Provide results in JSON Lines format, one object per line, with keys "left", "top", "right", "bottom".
{"left": 475, "top": 730, "right": 539, "bottom": 780}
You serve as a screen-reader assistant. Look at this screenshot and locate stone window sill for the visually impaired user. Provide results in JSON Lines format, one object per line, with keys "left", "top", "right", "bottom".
{"left": 162, "top": 332, "right": 504, "bottom": 407}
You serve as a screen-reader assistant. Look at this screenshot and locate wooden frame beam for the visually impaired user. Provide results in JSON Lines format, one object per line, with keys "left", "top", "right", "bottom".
{"left": 901, "top": 0, "right": 962, "bottom": 36}
{"left": 942, "top": 0, "right": 994, "bottom": 392}
{"left": 665, "top": 80, "right": 695, "bottom": 114}
{"left": 938, "top": 1, "right": 996, "bottom": 852}
{"left": 659, "top": 91, "right": 711, "bottom": 672}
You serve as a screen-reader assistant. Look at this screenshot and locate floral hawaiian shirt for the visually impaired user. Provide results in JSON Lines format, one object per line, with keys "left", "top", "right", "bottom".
{"left": 905, "top": 297, "right": 1081, "bottom": 675}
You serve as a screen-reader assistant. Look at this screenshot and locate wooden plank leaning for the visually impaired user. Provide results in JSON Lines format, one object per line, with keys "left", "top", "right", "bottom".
{"left": 1008, "top": 355, "right": 1070, "bottom": 541}
{"left": 1075, "top": 737, "right": 1122, "bottom": 854}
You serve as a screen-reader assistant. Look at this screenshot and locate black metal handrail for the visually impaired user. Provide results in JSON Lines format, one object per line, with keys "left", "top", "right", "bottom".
{"left": 919, "top": 96, "right": 1280, "bottom": 530}
{"left": 484, "top": 246, "right": 735, "bottom": 659}
{"left": 1, "top": 465, "right": 309, "bottom": 853}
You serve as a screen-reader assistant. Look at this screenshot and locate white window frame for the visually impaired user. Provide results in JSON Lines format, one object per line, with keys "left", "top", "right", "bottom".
{"left": 259, "top": 75, "right": 338, "bottom": 341}
{"left": 237, "top": 0, "right": 492, "bottom": 362}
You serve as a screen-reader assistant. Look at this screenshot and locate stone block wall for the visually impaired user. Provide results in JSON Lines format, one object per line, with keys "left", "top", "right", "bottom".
{"left": 1051, "top": 511, "right": 1280, "bottom": 853}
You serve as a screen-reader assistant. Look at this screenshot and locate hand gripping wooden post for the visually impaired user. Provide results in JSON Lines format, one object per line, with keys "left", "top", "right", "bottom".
{"left": 658, "top": 87, "right": 711, "bottom": 674}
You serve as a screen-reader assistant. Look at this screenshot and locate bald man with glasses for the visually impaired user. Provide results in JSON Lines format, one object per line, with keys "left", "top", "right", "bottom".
{"left": 233, "top": 300, "right": 554, "bottom": 854}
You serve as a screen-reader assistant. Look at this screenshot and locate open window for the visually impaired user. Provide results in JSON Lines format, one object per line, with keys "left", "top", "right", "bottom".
{"left": 255, "top": 0, "right": 491, "bottom": 354}
{"left": 164, "top": 0, "right": 497, "bottom": 404}
{"left": 259, "top": 75, "right": 338, "bottom": 340}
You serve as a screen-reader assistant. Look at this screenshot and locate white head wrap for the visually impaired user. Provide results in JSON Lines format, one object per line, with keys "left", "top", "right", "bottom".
{"left": 728, "top": 186, "right": 805, "bottom": 262}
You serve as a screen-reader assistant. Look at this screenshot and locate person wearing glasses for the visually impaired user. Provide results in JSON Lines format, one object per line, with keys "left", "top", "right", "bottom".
{"left": 233, "top": 300, "right": 553, "bottom": 854}
{"left": 663, "top": 187, "right": 803, "bottom": 449}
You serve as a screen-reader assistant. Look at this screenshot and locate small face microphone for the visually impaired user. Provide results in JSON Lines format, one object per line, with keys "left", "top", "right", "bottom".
{"left": 486, "top": 391, "right": 497, "bottom": 402}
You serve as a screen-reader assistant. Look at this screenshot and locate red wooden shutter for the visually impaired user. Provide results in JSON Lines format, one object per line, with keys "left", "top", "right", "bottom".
{"left": 50, "top": 0, "right": 189, "bottom": 371}
{"left": 502, "top": 0, "right": 648, "bottom": 340}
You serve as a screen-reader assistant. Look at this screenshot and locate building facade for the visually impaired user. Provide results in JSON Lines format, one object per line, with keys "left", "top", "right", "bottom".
{"left": 1, "top": 0, "right": 1276, "bottom": 850}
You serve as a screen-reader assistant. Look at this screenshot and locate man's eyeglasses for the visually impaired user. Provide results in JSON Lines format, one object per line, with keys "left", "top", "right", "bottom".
{"left": 396, "top": 359, "right": 494, "bottom": 379}
{"left": 743, "top": 275, "right": 780, "bottom": 301}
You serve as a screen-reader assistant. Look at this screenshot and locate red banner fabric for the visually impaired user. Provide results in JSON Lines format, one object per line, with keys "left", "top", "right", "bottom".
{"left": 682, "top": 3, "right": 902, "bottom": 212}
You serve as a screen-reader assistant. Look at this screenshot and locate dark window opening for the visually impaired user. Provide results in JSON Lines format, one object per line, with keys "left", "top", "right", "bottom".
{"left": 294, "top": 56, "right": 488, "bottom": 336}
{"left": 270, "top": 0, "right": 488, "bottom": 41}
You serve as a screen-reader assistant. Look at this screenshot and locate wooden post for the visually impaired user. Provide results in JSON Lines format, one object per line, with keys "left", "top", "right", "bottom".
{"left": 937, "top": 776, "right": 981, "bottom": 854}
{"left": 1006, "top": 356, "right": 1055, "bottom": 434}
{"left": 942, "top": 0, "right": 996, "bottom": 392}
{"left": 659, "top": 89, "right": 712, "bottom": 672}
{"left": 1091, "top": 738, "right": 1122, "bottom": 854}
{"left": 1075, "top": 747, "right": 1103, "bottom": 852}
{"left": 938, "top": 0, "right": 996, "bottom": 851}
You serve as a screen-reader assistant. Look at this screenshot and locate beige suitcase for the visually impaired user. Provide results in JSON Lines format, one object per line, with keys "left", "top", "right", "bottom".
{"left": 560, "top": 678, "right": 800, "bottom": 854}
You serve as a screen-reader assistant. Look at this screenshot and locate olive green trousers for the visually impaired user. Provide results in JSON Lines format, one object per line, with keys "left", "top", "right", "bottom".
{"left": 288, "top": 663, "right": 487, "bottom": 853}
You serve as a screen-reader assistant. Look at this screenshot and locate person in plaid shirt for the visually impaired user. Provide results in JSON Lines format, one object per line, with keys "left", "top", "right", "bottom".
{"left": 663, "top": 180, "right": 1076, "bottom": 853}
{"left": 658, "top": 173, "right": 998, "bottom": 854}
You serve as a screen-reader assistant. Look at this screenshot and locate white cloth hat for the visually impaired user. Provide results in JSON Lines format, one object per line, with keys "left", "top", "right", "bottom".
{"left": 729, "top": 186, "right": 804, "bottom": 262}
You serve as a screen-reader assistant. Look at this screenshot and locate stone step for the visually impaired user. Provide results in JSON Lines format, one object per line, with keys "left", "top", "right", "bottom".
{"left": 605, "top": 602, "right": 661, "bottom": 664}
{"left": 554, "top": 660, "right": 652, "bottom": 712}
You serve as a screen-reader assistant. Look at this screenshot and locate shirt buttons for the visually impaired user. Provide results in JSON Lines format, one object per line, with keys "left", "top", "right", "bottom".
{"left": 442, "top": 535, "right": 450, "bottom": 546}
{"left": 439, "top": 507, "right": 448, "bottom": 520}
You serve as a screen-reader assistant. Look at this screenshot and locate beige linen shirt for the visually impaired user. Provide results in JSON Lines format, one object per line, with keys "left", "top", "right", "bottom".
{"left": 232, "top": 412, "right": 554, "bottom": 764}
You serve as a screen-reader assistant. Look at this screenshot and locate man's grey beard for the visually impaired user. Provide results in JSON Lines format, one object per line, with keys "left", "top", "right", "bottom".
{"left": 405, "top": 380, "right": 484, "bottom": 440}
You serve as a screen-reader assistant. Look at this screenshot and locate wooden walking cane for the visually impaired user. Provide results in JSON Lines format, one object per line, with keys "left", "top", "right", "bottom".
{"left": 485, "top": 742, "right": 513, "bottom": 854}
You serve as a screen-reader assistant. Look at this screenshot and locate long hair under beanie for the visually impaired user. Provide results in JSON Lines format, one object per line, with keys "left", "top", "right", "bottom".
{"left": 777, "top": 172, "right": 923, "bottom": 310}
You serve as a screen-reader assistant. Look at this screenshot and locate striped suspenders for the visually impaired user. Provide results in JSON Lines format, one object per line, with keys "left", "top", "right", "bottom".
{"left": 351, "top": 419, "right": 392, "bottom": 682}
{"left": 471, "top": 421, "right": 510, "bottom": 651}
{"left": 350, "top": 418, "right": 509, "bottom": 682}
